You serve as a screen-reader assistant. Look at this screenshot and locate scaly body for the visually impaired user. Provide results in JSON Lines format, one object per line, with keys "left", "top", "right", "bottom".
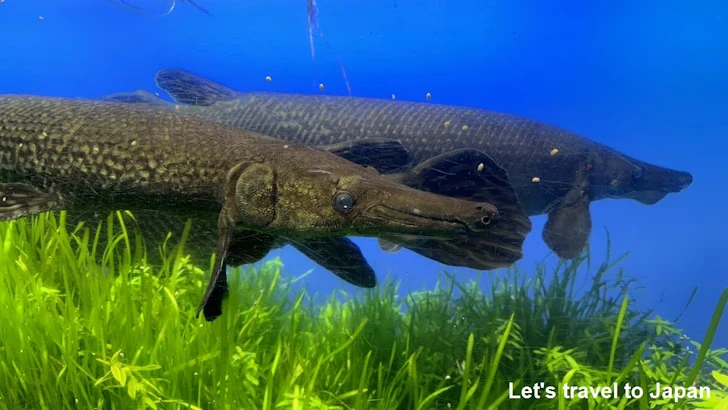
{"left": 111, "top": 69, "right": 692, "bottom": 258}
{"left": 0, "top": 94, "right": 513, "bottom": 320}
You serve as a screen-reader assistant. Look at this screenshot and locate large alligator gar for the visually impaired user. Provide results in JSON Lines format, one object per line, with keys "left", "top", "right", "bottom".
{"left": 77, "top": 142, "right": 533, "bottom": 281}
{"left": 0, "top": 94, "right": 525, "bottom": 320}
{"left": 105, "top": 68, "right": 693, "bottom": 258}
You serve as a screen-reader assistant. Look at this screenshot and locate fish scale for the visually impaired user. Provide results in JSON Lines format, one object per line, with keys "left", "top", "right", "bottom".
{"left": 0, "top": 96, "right": 240, "bottom": 213}
{"left": 180, "top": 92, "right": 589, "bottom": 215}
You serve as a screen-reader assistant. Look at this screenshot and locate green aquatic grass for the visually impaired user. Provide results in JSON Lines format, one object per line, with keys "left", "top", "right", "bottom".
{"left": 0, "top": 211, "right": 726, "bottom": 409}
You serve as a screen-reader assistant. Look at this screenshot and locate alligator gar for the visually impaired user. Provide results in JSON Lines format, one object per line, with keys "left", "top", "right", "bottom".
{"left": 0, "top": 94, "right": 521, "bottom": 320}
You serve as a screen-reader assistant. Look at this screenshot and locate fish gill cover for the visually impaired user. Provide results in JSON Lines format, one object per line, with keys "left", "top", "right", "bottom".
{"left": 0, "top": 0, "right": 726, "bottom": 409}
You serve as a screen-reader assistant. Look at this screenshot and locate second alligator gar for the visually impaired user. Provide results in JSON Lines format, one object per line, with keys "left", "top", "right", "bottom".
{"left": 0, "top": 94, "right": 521, "bottom": 320}
{"left": 107, "top": 68, "right": 693, "bottom": 258}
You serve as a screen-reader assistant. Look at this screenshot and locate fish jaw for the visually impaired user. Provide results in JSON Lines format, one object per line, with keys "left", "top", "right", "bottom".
{"left": 624, "top": 165, "right": 693, "bottom": 205}
{"left": 351, "top": 182, "right": 500, "bottom": 238}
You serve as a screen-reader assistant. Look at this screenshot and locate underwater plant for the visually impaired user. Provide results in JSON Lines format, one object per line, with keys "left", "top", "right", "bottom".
{"left": 0, "top": 211, "right": 725, "bottom": 409}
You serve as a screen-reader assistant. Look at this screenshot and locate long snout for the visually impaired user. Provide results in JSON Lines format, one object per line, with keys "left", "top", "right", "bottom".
{"left": 671, "top": 169, "right": 693, "bottom": 191}
{"left": 630, "top": 164, "right": 693, "bottom": 205}
{"left": 359, "top": 185, "right": 500, "bottom": 237}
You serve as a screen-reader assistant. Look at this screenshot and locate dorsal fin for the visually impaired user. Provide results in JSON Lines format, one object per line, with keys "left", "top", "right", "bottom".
{"left": 379, "top": 149, "right": 533, "bottom": 269}
{"left": 396, "top": 148, "right": 532, "bottom": 238}
{"left": 102, "top": 90, "right": 174, "bottom": 108}
{"left": 155, "top": 68, "right": 238, "bottom": 106}
{"left": 318, "top": 139, "right": 411, "bottom": 173}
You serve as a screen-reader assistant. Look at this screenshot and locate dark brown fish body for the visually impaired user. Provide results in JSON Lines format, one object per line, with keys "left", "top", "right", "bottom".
{"left": 0, "top": 95, "right": 487, "bottom": 232}
{"left": 0, "top": 94, "right": 514, "bottom": 320}
{"left": 112, "top": 68, "right": 693, "bottom": 258}
{"left": 1, "top": 99, "right": 234, "bottom": 219}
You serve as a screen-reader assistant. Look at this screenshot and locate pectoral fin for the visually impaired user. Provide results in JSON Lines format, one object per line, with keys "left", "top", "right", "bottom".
{"left": 198, "top": 161, "right": 276, "bottom": 322}
{"left": 377, "top": 238, "right": 403, "bottom": 253}
{"left": 0, "top": 184, "right": 64, "bottom": 221}
{"left": 542, "top": 163, "right": 592, "bottom": 259}
{"left": 197, "top": 208, "right": 235, "bottom": 321}
{"left": 542, "top": 192, "right": 592, "bottom": 260}
{"left": 291, "top": 237, "right": 377, "bottom": 288}
{"left": 198, "top": 230, "right": 277, "bottom": 322}
{"left": 155, "top": 68, "right": 238, "bottom": 106}
{"left": 317, "top": 139, "right": 411, "bottom": 173}
{"left": 224, "top": 231, "right": 277, "bottom": 267}
{"left": 102, "top": 90, "right": 174, "bottom": 108}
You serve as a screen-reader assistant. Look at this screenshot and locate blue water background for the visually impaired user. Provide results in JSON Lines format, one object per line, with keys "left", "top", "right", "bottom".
{"left": 1, "top": 0, "right": 726, "bottom": 347}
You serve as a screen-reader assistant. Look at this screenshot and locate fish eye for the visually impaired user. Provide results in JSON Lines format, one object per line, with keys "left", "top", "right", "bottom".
{"left": 632, "top": 167, "right": 644, "bottom": 180}
{"left": 332, "top": 191, "right": 355, "bottom": 213}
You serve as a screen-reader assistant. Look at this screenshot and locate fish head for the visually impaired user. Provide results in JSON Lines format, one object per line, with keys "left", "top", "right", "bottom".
{"left": 592, "top": 151, "right": 693, "bottom": 205}
{"left": 242, "top": 149, "right": 501, "bottom": 239}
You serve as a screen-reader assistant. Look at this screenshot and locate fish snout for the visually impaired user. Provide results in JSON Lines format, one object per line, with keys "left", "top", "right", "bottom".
{"left": 646, "top": 165, "right": 694, "bottom": 193}
{"left": 676, "top": 171, "right": 693, "bottom": 191}
{"left": 465, "top": 202, "right": 500, "bottom": 232}
{"left": 405, "top": 197, "right": 500, "bottom": 233}
{"left": 626, "top": 166, "right": 693, "bottom": 205}
{"left": 363, "top": 189, "right": 500, "bottom": 236}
